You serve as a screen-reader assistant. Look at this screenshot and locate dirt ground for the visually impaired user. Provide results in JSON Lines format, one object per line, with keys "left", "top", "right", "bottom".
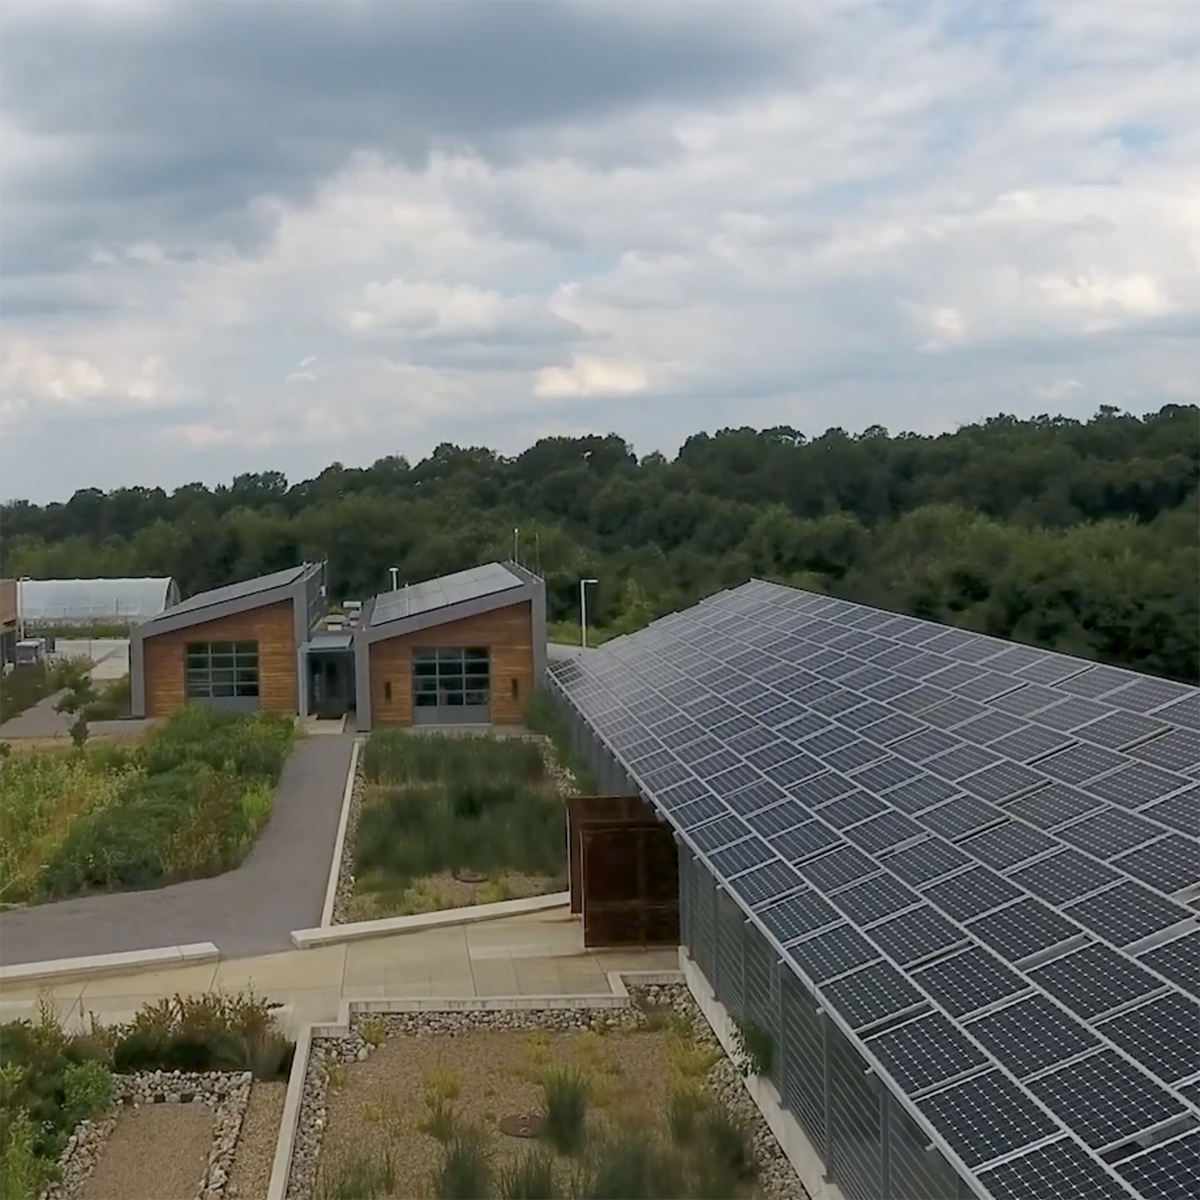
{"left": 227, "top": 1081, "right": 287, "bottom": 1200}
{"left": 318, "top": 1025, "right": 764, "bottom": 1199}
{"left": 80, "top": 1103, "right": 214, "bottom": 1200}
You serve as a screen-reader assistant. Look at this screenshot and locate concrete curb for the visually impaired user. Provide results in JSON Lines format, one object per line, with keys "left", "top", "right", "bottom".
{"left": 0, "top": 941, "right": 220, "bottom": 988}
{"left": 291, "top": 891, "right": 571, "bottom": 949}
{"left": 319, "top": 736, "right": 362, "bottom": 928}
{"left": 264, "top": 969, "right": 686, "bottom": 1200}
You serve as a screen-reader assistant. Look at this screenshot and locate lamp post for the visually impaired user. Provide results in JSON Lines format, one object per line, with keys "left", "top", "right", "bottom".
{"left": 17, "top": 576, "right": 30, "bottom": 642}
{"left": 580, "top": 578, "right": 598, "bottom": 648}
{"left": 388, "top": 567, "right": 399, "bottom": 592}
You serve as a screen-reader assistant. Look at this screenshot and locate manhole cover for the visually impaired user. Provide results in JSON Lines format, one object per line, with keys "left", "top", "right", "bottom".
{"left": 498, "top": 1113, "right": 545, "bottom": 1139}
{"left": 452, "top": 868, "right": 487, "bottom": 884}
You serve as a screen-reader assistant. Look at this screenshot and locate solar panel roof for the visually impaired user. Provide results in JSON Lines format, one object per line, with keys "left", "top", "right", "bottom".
{"left": 550, "top": 578, "right": 1200, "bottom": 1199}
{"left": 369, "top": 562, "right": 522, "bottom": 626}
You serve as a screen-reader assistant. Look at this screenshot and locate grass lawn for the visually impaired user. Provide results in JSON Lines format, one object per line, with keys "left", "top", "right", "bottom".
{"left": 350, "top": 731, "right": 568, "bottom": 920}
{"left": 0, "top": 708, "right": 295, "bottom": 907}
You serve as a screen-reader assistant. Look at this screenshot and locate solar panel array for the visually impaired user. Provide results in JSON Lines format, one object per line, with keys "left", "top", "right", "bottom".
{"left": 370, "top": 562, "right": 522, "bottom": 626}
{"left": 550, "top": 580, "right": 1200, "bottom": 1200}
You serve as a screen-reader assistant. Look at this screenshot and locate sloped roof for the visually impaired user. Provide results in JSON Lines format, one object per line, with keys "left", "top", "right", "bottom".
{"left": 17, "top": 577, "right": 178, "bottom": 623}
{"left": 368, "top": 562, "right": 523, "bottom": 628}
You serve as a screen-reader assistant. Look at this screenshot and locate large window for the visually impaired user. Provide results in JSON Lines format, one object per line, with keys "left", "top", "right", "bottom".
{"left": 185, "top": 641, "right": 260, "bottom": 699}
{"left": 412, "top": 647, "right": 490, "bottom": 709}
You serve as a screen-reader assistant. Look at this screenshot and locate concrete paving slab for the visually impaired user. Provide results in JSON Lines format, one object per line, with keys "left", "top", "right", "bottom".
{"left": 469, "top": 959, "right": 520, "bottom": 995}
{"left": 214, "top": 945, "right": 347, "bottom": 993}
{"left": 78, "top": 963, "right": 219, "bottom": 999}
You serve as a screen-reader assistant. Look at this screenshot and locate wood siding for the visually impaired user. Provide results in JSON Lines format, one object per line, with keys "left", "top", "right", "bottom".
{"left": 0, "top": 579, "right": 16, "bottom": 630}
{"left": 142, "top": 599, "right": 297, "bottom": 718}
{"left": 368, "top": 601, "right": 534, "bottom": 727}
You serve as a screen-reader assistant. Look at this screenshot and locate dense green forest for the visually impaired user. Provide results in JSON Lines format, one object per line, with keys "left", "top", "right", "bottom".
{"left": 1, "top": 404, "right": 1197, "bottom": 682}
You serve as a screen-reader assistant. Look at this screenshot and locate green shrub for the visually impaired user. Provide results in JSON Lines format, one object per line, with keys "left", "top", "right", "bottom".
{"left": 0, "top": 1107, "right": 44, "bottom": 1200}
{"left": 83, "top": 674, "right": 131, "bottom": 720}
{"left": 498, "top": 1149, "right": 560, "bottom": 1199}
{"left": 431, "top": 1124, "right": 492, "bottom": 1200}
{"left": 363, "top": 730, "right": 544, "bottom": 786}
{"left": 667, "top": 1084, "right": 707, "bottom": 1147}
{"left": 541, "top": 1066, "right": 590, "bottom": 1156}
{"left": 700, "top": 1109, "right": 757, "bottom": 1184}
{"left": 580, "top": 1132, "right": 685, "bottom": 1200}
{"left": 317, "top": 1147, "right": 397, "bottom": 1200}
{"left": 62, "top": 1060, "right": 113, "bottom": 1128}
{"left": 418, "top": 1095, "right": 459, "bottom": 1144}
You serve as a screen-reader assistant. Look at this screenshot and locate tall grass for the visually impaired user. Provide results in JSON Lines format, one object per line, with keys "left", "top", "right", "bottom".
{"left": 541, "top": 1066, "right": 590, "bottom": 1156}
{"left": 363, "top": 729, "right": 545, "bottom": 786}
{"left": 0, "top": 710, "right": 295, "bottom": 904}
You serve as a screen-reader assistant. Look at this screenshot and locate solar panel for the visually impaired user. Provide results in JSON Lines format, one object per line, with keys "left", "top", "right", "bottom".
{"left": 1056, "top": 808, "right": 1165, "bottom": 859}
{"left": 867, "top": 904, "right": 965, "bottom": 965}
{"left": 890, "top": 727, "right": 964, "bottom": 763}
{"left": 1113, "top": 835, "right": 1200, "bottom": 894}
{"left": 823, "top": 739, "right": 889, "bottom": 773}
{"left": 851, "top": 755, "right": 926, "bottom": 793}
{"left": 796, "top": 844, "right": 879, "bottom": 891}
{"left": 989, "top": 683, "right": 1061, "bottom": 716}
{"left": 1136, "top": 931, "right": 1199, "bottom": 996}
{"left": 756, "top": 889, "right": 841, "bottom": 941}
{"left": 1141, "top": 786, "right": 1200, "bottom": 835}
{"left": 978, "top": 1138, "right": 1133, "bottom": 1200}
{"left": 831, "top": 872, "right": 920, "bottom": 926}
{"left": 865, "top": 1011, "right": 988, "bottom": 1093}
{"left": 841, "top": 810, "right": 924, "bottom": 853}
{"left": 1002, "top": 783, "right": 1104, "bottom": 830}
{"left": 911, "top": 945, "right": 1028, "bottom": 1017}
{"left": 1064, "top": 881, "right": 1191, "bottom": 947}
{"left": 817, "top": 790, "right": 889, "bottom": 829}
{"left": 1104, "top": 676, "right": 1195, "bottom": 714}
{"left": 920, "top": 696, "right": 989, "bottom": 729}
{"left": 915, "top": 1071, "right": 1059, "bottom": 1168}
{"left": 707, "top": 836, "right": 775, "bottom": 878}
{"left": 1009, "top": 849, "right": 1124, "bottom": 906}
{"left": 1096, "top": 993, "right": 1200, "bottom": 1084}
{"left": 793, "top": 771, "right": 859, "bottom": 805}
{"left": 1056, "top": 666, "right": 1135, "bottom": 700}
{"left": 725, "top": 777, "right": 789, "bottom": 815}
{"left": 787, "top": 923, "right": 879, "bottom": 982}
{"left": 1036, "top": 697, "right": 1117, "bottom": 732}
{"left": 1155, "top": 693, "right": 1200, "bottom": 731}
{"left": 920, "top": 796, "right": 1005, "bottom": 840}
{"left": 728, "top": 859, "right": 806, "bottom": 907}
{"left": 1026, "top": 1050, "right": 1185, "bottom": 1149}
{"left": 1128, "top": 730, "right": 1200, "bottom": 775}
{"left": 964, "top": 993, "right": 1101, "bottom": 1079}
{"left": 882, "top": 837, "right": 973, "bottom": 885}
{"left": 837, "top": 699, "right": 895, "bottom": 730}
{"left": 1074, "top": 710, "right": 1169, "bottom": 750}
{"left": 925, "top": 744, "right": 1004, "bottom": 781}
{"left": 687, "top": 814, "right": 753, "bottom": 854}
{"left": 958, "top": 764, "right": 1049, "bottom": 809}
{"left": 744, "top": 800, "right": 806, "bottom": 837}
{"left": 819, "top": 959, "right": 926, "bottom": 1029}
{"left": 921, "top": 867, "right": 1025, "bottom": 922}
{"left": 886, "top": 773, "right": 962, "bottom": 814}
{"left": 773, "top": 820, "right": 843, "bottom": 863}
{"left": 891, "top": 685, "right": 955, "bottom": 716}
{"left": 1030, "top": 944, "right": 1162, "bottom": 1019}
{"left": 958, "top": 819, "right": 1059, "bottom": 871}
{"left": 859, "top": 711, "right": 926, "bottom": 745}
{"left": 672, "top": 793, "right": 728, "bottom": 829}
{"left": 1037, "top": 743, "right": 1128, "bottom": 785}
{"left": 1116, "top": 1130, "right": 1200, "bottom": 1200}
{"left": 762, "top": 754, "right": 826, "bottom": 788}
{"left": 988, "top": 726, "right": 1075, "bottom": 763}
{"left": 966, "top": 898, "right": 1082, "bottom": 963}
{"left": 952, "top": 710, "right": 1030, "bottom": 745}
{"left": 1083, "top": 762, "right": 1191, "bottom": 810}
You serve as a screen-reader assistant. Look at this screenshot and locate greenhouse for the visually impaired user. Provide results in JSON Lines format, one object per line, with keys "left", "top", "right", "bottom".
{"left": 16, "top": 577, "right": 180, "bottom": 626}
{"left": 548, "top": 579, "right": 1200, "bottom": 1200}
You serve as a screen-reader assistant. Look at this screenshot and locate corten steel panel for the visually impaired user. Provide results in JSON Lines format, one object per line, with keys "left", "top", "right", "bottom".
{"left": 142, "top": 598, "right": 298, "bottom": 718}
{"left": 367, "top": 601, "right": 535, "bottom": 728}
{"left": 579, "top": 818, "right": 679, "bottom": 948}
{"left": 566, "top": 795, "right": 647, "bottom": 914}
{"left": 0, "top": 579, "right": 16, "bottom": 629}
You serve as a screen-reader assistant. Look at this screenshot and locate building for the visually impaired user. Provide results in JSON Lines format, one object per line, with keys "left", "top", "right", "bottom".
{"left": 549, "top": 579, "right": 1200, "bottom": 1200}
{"left": 16, "top": 577, "right": 180, "bottom": 627}
{"left": 354, "top": 561, "right": 545, "bottom": 729}
{"left": 128, "top": 560, "right": 545, "bottom": 727}
{"left": 130, "top": 564, "right": 325, "bottom": 719}
{"left": 0, "top": 578, "right": 17, "bottom": 667}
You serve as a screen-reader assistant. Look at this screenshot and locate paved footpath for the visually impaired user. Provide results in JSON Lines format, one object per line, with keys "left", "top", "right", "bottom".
{"left": 0, "top": 736, "right": 355, "bottom": 966}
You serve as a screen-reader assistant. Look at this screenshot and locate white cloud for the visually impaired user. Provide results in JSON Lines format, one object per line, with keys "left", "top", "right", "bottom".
{"left": 1, "top": 0, "right": 1197, "bottom": 497}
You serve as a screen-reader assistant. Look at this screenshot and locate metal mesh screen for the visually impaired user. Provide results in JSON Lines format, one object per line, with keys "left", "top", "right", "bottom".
{"left": 889, "top": 1099, "right": 965, "bottom": 1200}
{"left": 781, "top": 969, "right": 827, "bottom": 1159}
{"left": 829, "top": 1022, "right": 883, "bottom": 1199}
{"left": 715, "top": 888, "right": 747, "bottom": 1016}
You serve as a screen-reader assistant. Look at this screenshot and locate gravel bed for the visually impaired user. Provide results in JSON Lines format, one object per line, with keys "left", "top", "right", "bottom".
{"left": 284, "top": 981, "right": 805, "bottom": 1200}
{"left": 42, "top": 1071, "right": 252, "bottom": 1200}
{"left": 330, "top": 732, "right": 578, "bottom": 925}
{"left": 225, "top": 1081, "right": 287, "bottom": 1200}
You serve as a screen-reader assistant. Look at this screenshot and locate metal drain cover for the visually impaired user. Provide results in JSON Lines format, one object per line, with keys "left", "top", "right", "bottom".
{"left": 498, "top": 1113, "right": 545, "bottom": 1139}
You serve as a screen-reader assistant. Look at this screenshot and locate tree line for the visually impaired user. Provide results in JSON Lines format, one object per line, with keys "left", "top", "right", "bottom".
{"left": 1, "top": 404, "right": 1197, "bottom": 682}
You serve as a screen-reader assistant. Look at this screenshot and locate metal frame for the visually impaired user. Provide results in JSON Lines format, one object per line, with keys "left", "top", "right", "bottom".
{"left": 130, "top": 563, "right": 325, "bottom": 717}
{"left": 354, "top": 560, "right": 546, "bottom": 730}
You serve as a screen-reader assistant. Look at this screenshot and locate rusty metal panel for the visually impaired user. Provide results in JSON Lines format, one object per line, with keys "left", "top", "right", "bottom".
{"left": 579, "top": 817, "right": 679, "bottom": 948}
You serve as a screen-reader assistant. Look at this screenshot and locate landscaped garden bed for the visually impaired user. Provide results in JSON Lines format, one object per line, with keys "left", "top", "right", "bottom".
{"left": 286, "top": 983, "right": 803, "bottom": 1200}
{"left": 0, "top": 990, "right": 293, "bottom": 1200}
{"left": 0, "top": 708, "right": 296, "bottom": 907}
{"left": 334, "top": 730, "right": 574, "bottom": 922}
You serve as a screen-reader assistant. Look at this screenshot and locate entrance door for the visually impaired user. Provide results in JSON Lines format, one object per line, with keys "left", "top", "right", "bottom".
{"left": 412, "top": 647, "right": 491, "bottom": 724}
{"left": 308, "top": 652, "right": 354, "bottom": 718}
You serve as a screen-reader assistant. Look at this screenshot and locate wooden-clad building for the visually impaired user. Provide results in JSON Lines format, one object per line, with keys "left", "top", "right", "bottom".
{"left": 0, "top": 578, "right": 17, "bottom": 667}
{"left": 355, "top": 562, "right": 546, "bottom": 729}
{"left": 129, "top": 563, "right": 326, "bottom": 718}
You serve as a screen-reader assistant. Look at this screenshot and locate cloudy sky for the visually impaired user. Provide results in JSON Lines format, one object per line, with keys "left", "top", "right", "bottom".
{"left": 1, "top": 0, "right": 1197, "bottom": 503}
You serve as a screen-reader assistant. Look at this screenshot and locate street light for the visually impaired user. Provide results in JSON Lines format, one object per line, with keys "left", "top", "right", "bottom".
{"left": 579, "top": 578, "right": 598, "bottom": 648}
{"left": 388, "top": 566, "right": 399, "bottom": 592}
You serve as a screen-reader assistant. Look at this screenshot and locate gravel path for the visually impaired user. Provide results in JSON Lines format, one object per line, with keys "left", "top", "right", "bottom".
{"left": 80, "top": 1103, "right": 214, "bottom": 1200}
{"left": 227, "top": 1082, "right": 287, "bottom": 1200}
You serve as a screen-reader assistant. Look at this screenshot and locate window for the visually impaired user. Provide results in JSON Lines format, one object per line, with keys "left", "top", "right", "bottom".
{"left": 185, "top": 641, "right": 260, "bottom": 699}
{"left": 412, "top": 647, "right": 490, "bottom": 709}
